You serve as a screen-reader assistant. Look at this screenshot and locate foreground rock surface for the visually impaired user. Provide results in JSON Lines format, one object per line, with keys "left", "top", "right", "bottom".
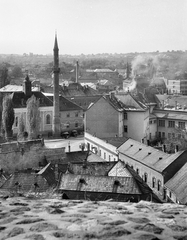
{"left": 0, "top": 195, "right": 186, "bottom": 240}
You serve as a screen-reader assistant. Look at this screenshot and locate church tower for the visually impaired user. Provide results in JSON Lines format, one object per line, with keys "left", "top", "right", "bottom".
{"left": 52, "top": 34, "right": 60, "bottom": 136}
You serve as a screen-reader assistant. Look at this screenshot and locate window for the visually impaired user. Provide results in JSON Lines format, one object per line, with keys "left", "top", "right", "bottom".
{"left": 144, "top": 173, "right": 148, "bottom": 183}
{"left": 168, "top": 121, "right": 175, "bottom": 128}
{"left": 77, "top": 178, "right": 86, "bottom": 191}
{"left": 67, "top": 113, "right": 70, "bottom": 118}
{"left": 169, "top": 191, "right": 172, "bottom": 198}
{"left": 104, "top": 152, "right": 106, "bottom": 160}
{"left": 157, "top": 180, "right": 161, "bottom": 191}
{"left": 99, "top": 150, "right": 101, "bottom": 156}
{"left": 152, "top": 177, "right": 156, "bottom": 188}
{"left": 124, "top": 112, "right": 127, "bottom": 120}
{"left": 179, "top": 121, "right": 185, "bottom": 129}
{"left": 113, "top": 180, "right": 120, "bottom": 193}
{"left": 136, "top": 168, "right": 139, "bottom": 175}
{"left": 15, "top": 116, "right": 18, "bottom": 127}
{"left": 168, "top": 133, "right": 171, "bottom": 139}
{"left": 149, "top": 120, "right": 152, "bottom": 124}
{"left": 124, "top": 125, "right": 128, "bottom": 133}
{"left": 158, "top": 120, "right": 165, "bottom": 127}
{"left": 158, "top": 132, "right": 161, "bottom": 138}
{"left": 75, "top": 122, "right": 78, "bottom": 128}
{"left": 46, "top": 114, "right": 51, "bottom": 124}
{"left": 162, "top": 132, "right": 165, "bottom": 139}
{"left": 75, "top": 112, "right": 78, "bottom": 117}
{"left": 172, "top": 133, "right": 175, "bottom": 138}
{"left": 66, "top": 122, "right": 70, "bottom": 128}
{"left": 109, "top": 155, "right": 111, "bottom": 161}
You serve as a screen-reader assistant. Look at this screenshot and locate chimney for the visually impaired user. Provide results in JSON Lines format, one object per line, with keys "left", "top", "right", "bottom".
{"left": 175, "top": 101, "right": 177, "bottom": 110}
{"left": 76, "top": 61, "right": 79, "bottom": 83}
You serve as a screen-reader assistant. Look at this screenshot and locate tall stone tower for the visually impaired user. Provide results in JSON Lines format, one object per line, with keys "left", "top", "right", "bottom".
{"left": 52, "top": 34, "right": 60, "bottom": 136}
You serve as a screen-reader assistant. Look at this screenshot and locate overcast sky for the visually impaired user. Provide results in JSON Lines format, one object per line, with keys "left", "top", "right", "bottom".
{"left": 0, "top": 0, "right": 186, "bottom": 55}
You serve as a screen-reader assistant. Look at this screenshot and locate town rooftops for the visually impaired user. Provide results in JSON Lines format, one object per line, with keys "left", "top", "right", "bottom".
{"left": 165, "top": 162, "right": 187, "bottom": 204}
{"left": 117, "top": 139, "right": 184, "bottom": 173}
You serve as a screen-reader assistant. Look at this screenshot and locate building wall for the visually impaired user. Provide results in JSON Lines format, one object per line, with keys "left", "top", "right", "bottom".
{"left": 85, "top": 97, "right": 120, "bottom": 138}
{"left": 84, "top": 132, "right": 118, "bottom": 161}
{"left": 60, "top": 109, "right": 84, "bottom": 133}
{"left": 118, "top": 152, "right": 164, "bottom": 196}
{"left": 13, "top": 107, "right": 84, "bottom": 136}
{"left": 124, "top": 110, "right": 149, "bottom": 142}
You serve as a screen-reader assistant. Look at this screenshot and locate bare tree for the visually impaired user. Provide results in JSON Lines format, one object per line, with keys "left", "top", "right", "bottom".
{"left": 26, "top": 95, "right": 40, "bottom": 140}
{"left": 2, "top": 95, "right": 15, "bottom": 141}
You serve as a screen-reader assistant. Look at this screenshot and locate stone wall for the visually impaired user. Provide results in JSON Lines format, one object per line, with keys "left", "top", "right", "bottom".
{"left": 0, "top": 140, "right": 65, "bottom": 172}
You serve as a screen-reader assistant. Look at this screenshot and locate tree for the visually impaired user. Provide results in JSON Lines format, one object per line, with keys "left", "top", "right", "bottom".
{"left": 10, "top": 65, "right": 23, "bottom": 79}
{"left": 17, "top": 113, "right": 27, "bottom": 141}
{"left": 26, "top": 95, "right": 40, "bottom": 139}
{"left": 164, "top": 126, "right": 187, "bottom": 153}
{"left": 2, "top": 95, "right": 15, "bottom": 141}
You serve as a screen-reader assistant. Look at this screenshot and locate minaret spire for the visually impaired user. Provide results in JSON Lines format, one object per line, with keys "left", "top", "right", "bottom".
{"left": 52, "top": 33, "right": 60, "bottom": 136}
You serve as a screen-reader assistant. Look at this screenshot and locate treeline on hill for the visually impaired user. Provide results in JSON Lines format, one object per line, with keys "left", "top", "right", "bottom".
{"left": 0, "top": 50, "right": 187, "bottom": 84}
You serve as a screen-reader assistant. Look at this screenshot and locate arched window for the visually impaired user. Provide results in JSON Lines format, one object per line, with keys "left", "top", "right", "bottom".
{"left": 66, "top": 122, "right": 70, "bottom": 128}
{"left": 46, "top": 114, "right": 51, "bottom": 124}
{"left": 144, "top": 173, "right": 148, "bottom": 183}
{"left": 157, "top": 180, "right": 161, "bottom": 191}
{"left": 152, "top": 177, "right": 156, "bottom": 188}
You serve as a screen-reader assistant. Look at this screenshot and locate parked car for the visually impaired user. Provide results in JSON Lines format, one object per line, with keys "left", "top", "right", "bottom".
{"left": 61, "top": 131, "right": 70, "bottom": 139}
{"left": 71, "top": 130, "right": 78, "bottom": 137}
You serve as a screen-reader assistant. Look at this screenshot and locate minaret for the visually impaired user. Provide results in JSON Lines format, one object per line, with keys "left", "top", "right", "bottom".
{"left": 52, "top": 33, "right": 60, "bottom": 136}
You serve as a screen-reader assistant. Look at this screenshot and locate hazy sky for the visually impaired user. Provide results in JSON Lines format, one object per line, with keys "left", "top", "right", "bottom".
{"left": 0, "top": 0, "right": 186, "bottom": 55}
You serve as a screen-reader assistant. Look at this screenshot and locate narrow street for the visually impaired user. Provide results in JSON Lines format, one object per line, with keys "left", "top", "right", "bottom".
{"left": 44, "top": 136, "right": 84, "bottom": 152}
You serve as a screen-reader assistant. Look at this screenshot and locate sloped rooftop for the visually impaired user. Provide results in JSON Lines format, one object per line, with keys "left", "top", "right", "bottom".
{"left": 118, "top": 139, "right": 184, "bottom": 173}
{"left": 165, "top": 162, "right": 187, "bottom": 204}
{"left": 59, "top": 173, "right": 141, "bottom": 195}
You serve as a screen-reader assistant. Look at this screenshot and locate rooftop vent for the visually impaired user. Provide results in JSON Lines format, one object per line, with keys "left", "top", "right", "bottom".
{"left": 148, "top": 152, "right": 151, "bottom": 155}
{"left": 159, "top": 157, "right": 162, "bottom": 160}
{"left": 130, "top": 144, "right": 133, "bottom": 147}
{"left": 139, "top": 148, "right": 142, "bottom": 151}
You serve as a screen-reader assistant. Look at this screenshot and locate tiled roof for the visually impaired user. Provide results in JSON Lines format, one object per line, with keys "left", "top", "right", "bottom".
{"left": 115, "top": 92, "right": 147, "bottom": 110}
{"left": 103, "top": 95, "right": 127, "bottom": 112}
{"left": 165, "top": 163, "right": 187, "bottom": 204}
{"left": 59, "top": 173, "right": 141, "bottom": 194}
{"left": 11, "top": 91, "right": 53, "bottom": 108}
{"left": 108, "top": 161, "right": 132, "bottom": 177}
{"left": 68, "top": 161, "right": 115, "bottom": 176}
{"left": 37, "top": 163, "right": 56, "bottom": 186}
{"left": 118, "top": 139, "right": 184, "bottom": 173}
{"left": 46, "top": 95, "right": 83, "bottom": 111}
